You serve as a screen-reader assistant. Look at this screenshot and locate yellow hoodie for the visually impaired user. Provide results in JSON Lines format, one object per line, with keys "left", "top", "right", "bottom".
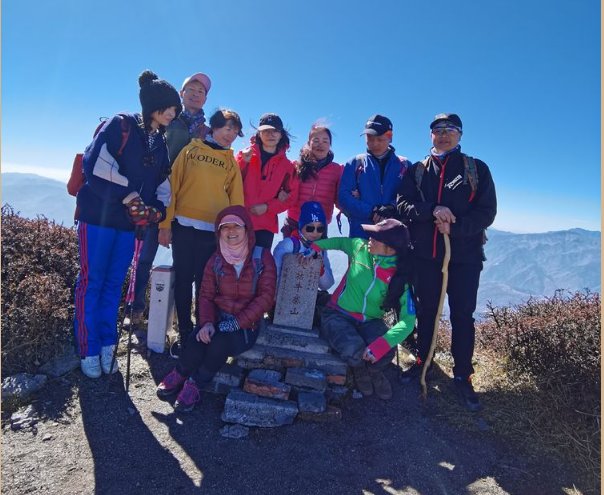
{"left": 160, "top": 139, "right": 244, "bottom": 228}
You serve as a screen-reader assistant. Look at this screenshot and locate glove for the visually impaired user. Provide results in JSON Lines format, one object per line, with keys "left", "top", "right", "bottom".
{"left": 125, "top": 196, "right": 148, "bottom": 225}
{"left": 147, "top": 206, "right": 163, "bottom": 224}
{"left": 375, "top": 204, "right": 397, "bottom": 219}
{"left": 218, "top": 316, "right": 240, "bottom": 333}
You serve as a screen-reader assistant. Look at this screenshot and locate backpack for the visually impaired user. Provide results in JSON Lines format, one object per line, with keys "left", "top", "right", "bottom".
{"left": 416, "top": 154, "right": 488, "bottom": 249}
{"left": 67, "top": 116, "right": 131, "bottom": 197}
{"left": 415, "top": 153, "right": 478, "bottom": 202}
{"left": 213, "top": 245, "right": 265, "bottom": 294}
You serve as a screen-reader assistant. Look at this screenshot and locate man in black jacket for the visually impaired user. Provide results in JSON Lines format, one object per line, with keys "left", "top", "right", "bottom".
{"left": 397, "top": 113, "right": 497, "bottom": 411}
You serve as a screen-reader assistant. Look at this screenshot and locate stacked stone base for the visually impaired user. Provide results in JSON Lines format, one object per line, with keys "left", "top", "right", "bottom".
{"left": 206, "top": 323, "right": 350, "bottom": 427}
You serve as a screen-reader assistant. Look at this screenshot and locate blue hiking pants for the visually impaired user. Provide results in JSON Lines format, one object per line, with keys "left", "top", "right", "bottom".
{"left": 74, "top": 222, "right": 134, "bottom": 357}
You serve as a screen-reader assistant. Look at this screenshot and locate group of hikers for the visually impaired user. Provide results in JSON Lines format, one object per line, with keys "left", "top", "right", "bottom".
{"left": 72, "top": 69, "right": 497, "bottom": 414}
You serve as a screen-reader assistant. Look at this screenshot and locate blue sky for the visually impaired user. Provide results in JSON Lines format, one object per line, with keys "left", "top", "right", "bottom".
{"left": 2, "top": 0, "right": 600, "bottom": 233}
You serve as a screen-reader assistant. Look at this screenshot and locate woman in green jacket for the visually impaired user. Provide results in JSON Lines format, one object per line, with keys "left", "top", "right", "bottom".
{"left": 312, "top": 219, "right": 415, "bottom": 400}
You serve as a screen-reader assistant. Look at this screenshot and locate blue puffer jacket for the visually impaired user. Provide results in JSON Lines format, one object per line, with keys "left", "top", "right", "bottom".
{"left": 77, "top": 113, "right": 170, "bottom": 231}
{"left": 338, "top": 147, "right": 409, "bottom": 238}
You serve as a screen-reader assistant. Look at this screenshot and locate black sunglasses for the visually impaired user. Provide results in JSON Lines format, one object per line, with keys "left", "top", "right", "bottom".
{"left": 304, "top": 225, "right": 325, "bottom": 233}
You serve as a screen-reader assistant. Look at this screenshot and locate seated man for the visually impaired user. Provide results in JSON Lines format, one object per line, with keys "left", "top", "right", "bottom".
{"left": 311, "top": 219, "right": 416, "bottom": 400}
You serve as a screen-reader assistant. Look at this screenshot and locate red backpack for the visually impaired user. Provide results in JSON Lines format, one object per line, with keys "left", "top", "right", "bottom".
{"left": 67, "top": 116, "right": 131, "bottom": 196}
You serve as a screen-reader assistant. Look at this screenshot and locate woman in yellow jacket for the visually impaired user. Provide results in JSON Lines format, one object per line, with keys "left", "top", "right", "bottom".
{"left": 159, "top": 109, "right": 244, "bottom": 356}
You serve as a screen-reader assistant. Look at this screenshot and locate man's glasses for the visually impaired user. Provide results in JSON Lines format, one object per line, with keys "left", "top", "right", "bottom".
{"left": 431, "top": 126, "right": 461, "bottom": 136}
{"left": 304, "top": 225, "right": 325, "bottom": 234}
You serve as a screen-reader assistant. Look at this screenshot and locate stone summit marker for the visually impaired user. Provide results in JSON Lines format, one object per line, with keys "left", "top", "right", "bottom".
{"left": 273, "top": 254, "right": 321, "bottom": 330}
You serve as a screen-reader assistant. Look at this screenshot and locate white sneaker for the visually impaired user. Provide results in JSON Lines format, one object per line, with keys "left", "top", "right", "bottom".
{"left": 81, "top": 355, "right": 102, "bottom": 378}
{"left": 100, "top": 345, "right": 119, "bottom": 374}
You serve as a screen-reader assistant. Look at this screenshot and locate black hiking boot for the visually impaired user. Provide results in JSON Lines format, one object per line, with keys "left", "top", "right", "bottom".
{"left": 453, "top": 376, "right": 481, "bottom": 412}
{"left": 352, "top": 365, "right": 373, "bottom": 396}
{"left": 400, "top": 361, "right": 433, "bottom": 384}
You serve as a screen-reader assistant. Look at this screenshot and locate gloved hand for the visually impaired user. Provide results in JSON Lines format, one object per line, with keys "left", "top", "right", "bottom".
{"left": 125, "top": 195, "right": 148, "bottom": 225}
{"left": 147, "top": 206, "right": 163, "bottom": 224}
{"left": 218, "top": 316, "right": 240, "bottom": 333}
{"left": 374, "top": 204, "right": 397, "bottom": 219}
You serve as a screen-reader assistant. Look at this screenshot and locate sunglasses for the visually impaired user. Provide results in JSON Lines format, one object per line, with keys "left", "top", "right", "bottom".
{"left": 431, "top": 126, "right": 461, "bottom": 136}
{"left": 304, "top": 225, "right": 325, "bottom": 234}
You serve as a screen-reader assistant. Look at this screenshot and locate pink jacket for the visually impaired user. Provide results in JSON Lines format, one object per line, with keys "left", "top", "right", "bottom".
{"left": 288, "top": 161, "right": 343, "bottom": 224}
{"left": 236, "top": 139, "right": 298, "bottom": 233}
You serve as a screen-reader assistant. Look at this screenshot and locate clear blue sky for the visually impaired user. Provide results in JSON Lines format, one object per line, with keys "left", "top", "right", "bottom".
{"left": 2, "top": 0, "right": 600, "bottom": 233}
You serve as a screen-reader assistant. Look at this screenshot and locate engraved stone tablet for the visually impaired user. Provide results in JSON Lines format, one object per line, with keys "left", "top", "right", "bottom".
{"left": 273, "top": 254, "right": 321, "bottom": 330}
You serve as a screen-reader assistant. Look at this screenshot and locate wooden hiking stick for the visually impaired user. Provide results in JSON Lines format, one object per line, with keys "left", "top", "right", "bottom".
{"left": 420, "top": 232, "right": 451, "bottom": 398}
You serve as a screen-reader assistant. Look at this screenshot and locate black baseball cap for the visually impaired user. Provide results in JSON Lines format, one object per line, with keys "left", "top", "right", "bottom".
{"left": 361, "top": 218, "right": 409, "bottom": 251}
{"left": 361, "top": 114, "right": 393, "bottom": 136}
{"left": 257, "top": 113, "right": 284, "bottom": 132}
{"left": 430, "top": 113, "right": 463, "bottom": 130}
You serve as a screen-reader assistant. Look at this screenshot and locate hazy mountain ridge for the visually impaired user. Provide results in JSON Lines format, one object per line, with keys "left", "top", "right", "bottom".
{"left": 2, "top": 172, "right": 600, "bottom": 313}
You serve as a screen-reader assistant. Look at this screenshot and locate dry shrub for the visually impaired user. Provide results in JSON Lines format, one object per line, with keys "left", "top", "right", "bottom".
{"left": 1, "top": 205, "right": 79, "bottom": 374}
{"left": 478, "top": 290, "right": 601, "bottom": 490}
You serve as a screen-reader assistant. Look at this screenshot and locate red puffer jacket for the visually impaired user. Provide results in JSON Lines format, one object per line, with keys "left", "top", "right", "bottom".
{"left": 235, "top": 139, "right": 298, "bottom": 233}
{"left": 288, "top": 161, "right": 342, "bottom": 225}
{"left": 198, "top": 205, "right": 277, "bottom": 330}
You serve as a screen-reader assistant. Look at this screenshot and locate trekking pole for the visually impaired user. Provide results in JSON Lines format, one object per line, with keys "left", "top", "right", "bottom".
{"left": 110, "top": 226, "right": 145, "bottom": 392}
{"left": 420, "top": 232, "right": 451, "bottom": 398}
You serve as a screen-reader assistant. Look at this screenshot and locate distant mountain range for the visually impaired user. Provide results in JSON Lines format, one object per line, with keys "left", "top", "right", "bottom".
{"left": 3, "top": 172, "right": 600, "bottom": 314}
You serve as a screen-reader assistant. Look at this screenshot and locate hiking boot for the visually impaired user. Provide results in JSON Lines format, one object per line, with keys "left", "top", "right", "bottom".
{"left": 174, "top": 378, "right": 201, "bottom": 412}
{"left": 400, "top": 361, "right": 433, "bottom": 384}
{"left": 81, "top": 355, "right": 102, "bottom": 379}
{"left": 157, "top": 368, "right": 187, "bottom": 398}
{"left": 370, "top": 371, "right": 393, "bottom": 400}
{"left": 453, "top": 376, "right": 481, "bottom": 412}
{"left": 352, "top": 365, "right": 373, "bottom": 396}
{"left": 100, "top": 345, "right": 119, "bottom": 374}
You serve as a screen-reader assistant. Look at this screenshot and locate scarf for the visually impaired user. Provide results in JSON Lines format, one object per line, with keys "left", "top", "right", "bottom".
{"left": 182, "top": 109, "right": 206, "bottom": 138}
{"left": 219, "top": 215, "right": 249, "bottom": 265}
{"left": 430, "top": 144, "right": 460, "bottom": 160}
{"left": 205, "top": 134, "right": 229, "bottom": 150}
{"left": 296, "top": 150, "right": 334, "bottom": 181}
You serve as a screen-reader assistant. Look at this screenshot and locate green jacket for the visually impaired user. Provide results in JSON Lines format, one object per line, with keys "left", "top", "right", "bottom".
{"left": 314, "top": 237, "right": 416, "bottom": 361}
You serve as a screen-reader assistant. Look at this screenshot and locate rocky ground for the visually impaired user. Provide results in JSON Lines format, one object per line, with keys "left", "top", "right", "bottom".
{"left": 1, "top": 344, "right": 590, "bottom": 495}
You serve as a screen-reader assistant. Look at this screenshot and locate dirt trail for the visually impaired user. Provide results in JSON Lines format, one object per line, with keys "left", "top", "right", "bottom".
{"left": 2, "top": 349, "right": 585, "bottom": 495}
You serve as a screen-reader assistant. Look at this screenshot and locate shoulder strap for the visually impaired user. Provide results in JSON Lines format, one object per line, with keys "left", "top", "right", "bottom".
{"left": 116, "top": 115, "right": 131, "bottom": 157}
{"left": 290, "top": 236, "right": 301, "bottom": 254}
{"left": 213, "top": 255, "right": 224, "bottom": 286}
{"left": 251, "top": 245, "right": 264, "bottom": 294}
{"left": 414, "top": 158, "right": 429, "bottom": 202}
{"left": 354, "top": 154, "right": 366, "bottom": 187}
{"left": 462, "top": 154, "right": 478, "bottom": 193}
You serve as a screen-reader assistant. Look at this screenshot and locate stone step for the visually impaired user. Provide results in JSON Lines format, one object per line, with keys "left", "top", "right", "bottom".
{"left": 284, "top": 367, "right": 327, "bottom": 392}
{"left": 256, "top": 327, "right": 330, "bottom": 354}
{"left": 243, "top": 369, "right": 291, "bottom": 400}
{"left": 297, "top": 391, "right": 327, "bottom": 413}
{"left": 266, "top": 323, "right": 320, "bottom": 338}
{"left": 202, "top": 363, "right": 244, "bottom": 395}
{"left": 237, "top": 344, "right": 348, "bottom": 376}
{"left": 221, "top": 389, "right": 298, "bottom": 427}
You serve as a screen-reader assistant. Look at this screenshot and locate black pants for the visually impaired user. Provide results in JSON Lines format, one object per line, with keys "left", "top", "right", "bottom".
{"left": 171, "top": 222, "right": 216, "bottom": 340}
{"left": 414, "top": 257, "right": 482, "bottom": 378}
{"left": 254, "top": 229, "right": 274, "bottom": 249}
{"left": 177, "top": 327, "right": 258, "bottom": 386}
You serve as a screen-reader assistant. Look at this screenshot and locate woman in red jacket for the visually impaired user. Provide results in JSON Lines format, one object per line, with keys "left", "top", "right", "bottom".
{"left": 236, "top": 113, "right": 297, "bottom": 248}
{"left": 156, "top": 205, "right": 276, "bottom": 412}
{"left": 283, "top": 123, "right": 342, "bottom": 238}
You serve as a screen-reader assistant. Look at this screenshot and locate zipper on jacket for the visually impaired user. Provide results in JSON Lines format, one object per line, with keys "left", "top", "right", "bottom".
{"left": 361, "top": 262, "right": 379, "bottom": 321}
{"left": 432, "top": 156, "right": 449, "bottom": 259}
